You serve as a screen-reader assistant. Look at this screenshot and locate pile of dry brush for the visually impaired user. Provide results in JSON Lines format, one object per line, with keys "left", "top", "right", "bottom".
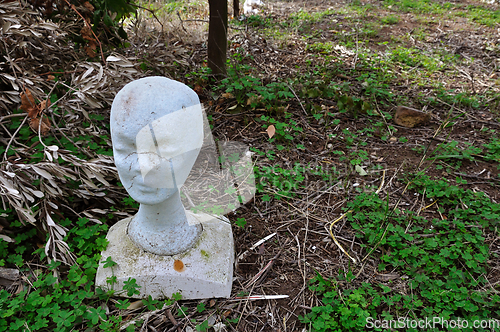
{"left": 0, "top": 0, "right": 144, "bottom": 263}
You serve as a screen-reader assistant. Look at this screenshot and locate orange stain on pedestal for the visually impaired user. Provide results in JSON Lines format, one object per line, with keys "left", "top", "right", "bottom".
{"left": 174, "top": 260, "right": 185, "bottom": 272}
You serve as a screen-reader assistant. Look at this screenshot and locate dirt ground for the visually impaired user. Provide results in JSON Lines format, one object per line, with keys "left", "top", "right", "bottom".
{"left": 118, "top": 0, "right": 500, "bottom": 330}
{"left": 120, "top": 0, "right": 499, "bottom": 330}
{"left": 1, "top": 0, "right": 500, "bottom": 330}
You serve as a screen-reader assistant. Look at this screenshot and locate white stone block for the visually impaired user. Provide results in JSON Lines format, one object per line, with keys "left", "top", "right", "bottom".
{"left": 96, "top": 213, "right": 234, "bottom": 300}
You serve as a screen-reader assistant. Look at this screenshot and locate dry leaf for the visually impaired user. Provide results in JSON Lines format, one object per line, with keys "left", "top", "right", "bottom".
{"left": 127, "top": 300, "right": 144, "bottom": 310}
{"left": 29, "top": 116, "right": 51, "bottom": 135}
{"left": 266, "top": 125, "right": 275, "bottom": 138}
{"left": 39, "top": 99, "right": 51, "bottom": 111}
{"left": 80, "top": 26, "right": 95, "bottom": 42}
{"left": 20, "top": 89, "right": 36, "bottom": 112}
{"left": 194, "top": 84, "right": 203, "bottom": 94}
{"left": 85, "top": 43, "right": 97, "bottom": 58}
{"left": 83, "top": 1, "right": 94, "bottom": 11}
{"left": 27, "top": 107, "right": 39, "bottom": 119}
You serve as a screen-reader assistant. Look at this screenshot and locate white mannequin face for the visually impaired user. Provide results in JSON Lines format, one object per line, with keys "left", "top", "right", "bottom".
{"left": 111, "top": 77, "right": 203, "bottom": 205}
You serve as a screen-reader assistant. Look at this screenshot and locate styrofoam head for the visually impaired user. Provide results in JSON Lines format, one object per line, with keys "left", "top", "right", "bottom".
{"left": 111, "top": 77, "right": 203, "bottom": 205}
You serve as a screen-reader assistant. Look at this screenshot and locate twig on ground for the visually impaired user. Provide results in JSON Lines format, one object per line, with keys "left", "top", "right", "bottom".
{"left": 328, "top": 211, "right": 356, "bottom": 264}
{"left": 286, "top": 83, "right": 308, "bottom": 116}
{"left": 3, "top": 115, "right": 28, "bottom": 161}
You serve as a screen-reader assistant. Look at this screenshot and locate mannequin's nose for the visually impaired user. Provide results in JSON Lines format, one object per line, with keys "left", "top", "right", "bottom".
{"left": 143, "top": 158, "right": 176, "bottom": 189}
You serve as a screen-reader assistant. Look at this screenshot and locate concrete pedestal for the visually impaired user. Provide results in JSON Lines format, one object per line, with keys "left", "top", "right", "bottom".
{"left": 95, "top": 212, "right": 234, "bottom": 300}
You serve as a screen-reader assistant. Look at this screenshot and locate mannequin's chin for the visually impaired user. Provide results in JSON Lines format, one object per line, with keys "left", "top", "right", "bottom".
{"left": 129, "top": 187, "right": 178, "bottom": 205}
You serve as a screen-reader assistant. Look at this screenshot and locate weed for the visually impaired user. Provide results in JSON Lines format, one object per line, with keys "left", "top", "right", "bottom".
{"left": 255, "top": 163, "right": 306, "bottom": 198}
{"left": 302, "top": 175, "right": 500, "bottom": 331}
{"left": 234, "top": 217, "right": 247, "bottom": 228}
{"left": 383, "top": 0, "right": 500, "bottom": 27}
{"left": 0, "top": 214, "right": 181, "bottom": 331}
{"left": 300, "top": 276, "right": 382, "bottom": 331}
{"left": 217, "top": 56, "right": 294, "bottom": 109}
{"left": 360, "top": 22, "right": 381, "bottom": 38}
{"left": 254, "top": 162, "right": 338, "bottom": 199}
{"left": 306, "top": 42, "right": 336, "bottom": 54}
{"left": 381, "top": 15, "right": 399, "bottom": 25}
{"left": 483, "top": 137, "right": 500, "bottom": 163}
{"left": 432, "top": 140, "right": 482, "bottom": 168}
{"left": 337, "top": 95, "right": 371, "bottom": 119}
{"left": 439, "top": 89, "right": 483, "bottom": 109}
{"left": 259, "top": 113, "right": 304, "bottom": 143}
{"left": 390, "top": 46, "right": 445, "bottom": 72}
{"left": 245, "top": 15, "right": 275, "bottom": 28}
{"left": 454, "top": 5, "right": 500, "bottom": 27}
{"left": 287, "top": 9, "right": 336, "bottom": 28}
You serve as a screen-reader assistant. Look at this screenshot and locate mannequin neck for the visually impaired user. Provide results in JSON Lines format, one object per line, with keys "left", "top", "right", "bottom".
{"left": 134, "top": 190, "right": 187, "bottom": 230}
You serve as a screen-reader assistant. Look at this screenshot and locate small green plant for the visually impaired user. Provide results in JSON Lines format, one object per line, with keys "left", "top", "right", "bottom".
{"left": 234, "top": 217, "right": 247, "bottom": 228}
{"left": 381, "top": 15, "right": 399, "bottom": 25}
{"left": 196, "top": 320, "right": 209, "bottom": 331}
{"left": 430, "top": 87, "right": 483, "bottom": 109}
{"left": 300, "top": 275, "right": 380, "bottom": 331}
{"left": 142, "top": 295, "right": 161, "bottom": 311}
{"left": 245, "top": 15, "right": 275, "bottom": 28}
{"left": 302, "top": 175, "right": 500, "bottom": 331}
{"left": 337, "top": 95, "right": 371, "bottom": 119}
{"left": 218, "top": 56, "right": 294, "bottom": 109}
{"left": 431, "top": 140, "right": 482, "bottom": 169}
{"left": 483, "top": 137, "right": 500, "bottom": 163}
{"left": 123, "top": 278, "right": 141, "bottom": 297}
{"left": 0, "top": 215, "right": 151, "bottom": 332}
{"left": 123, "top": 196, "right": 140, "bottom": 208}
{"left": 260, "top": 113, "right": 303, "bottom": 142}
{"left": 389, "top": 46, "right": 444, "bottom": 72}
{"left": 255, "top": 163, "right": 306, "bottom": 198}
{"left": 306, "top": 42, "right": 335, "bottom": 54}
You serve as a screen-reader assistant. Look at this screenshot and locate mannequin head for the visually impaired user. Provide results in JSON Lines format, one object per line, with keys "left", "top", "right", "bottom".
{"left": 110, "top": 77, "right": 203, "bottom": 205}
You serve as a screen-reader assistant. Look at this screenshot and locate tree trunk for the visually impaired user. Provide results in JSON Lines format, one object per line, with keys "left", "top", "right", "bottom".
{"left": 233, "top": 0, "right": 239, "bottom": 17}
{"left": 208, "top": 0, "right": 228, "bottom": 77}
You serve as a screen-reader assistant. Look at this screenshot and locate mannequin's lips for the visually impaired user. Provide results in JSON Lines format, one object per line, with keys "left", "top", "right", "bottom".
{"left": 134, "top": 183, "right": 176, "bottom": 193}
{"left": 133, "top": 183, "right": 158, "bottom": 193}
